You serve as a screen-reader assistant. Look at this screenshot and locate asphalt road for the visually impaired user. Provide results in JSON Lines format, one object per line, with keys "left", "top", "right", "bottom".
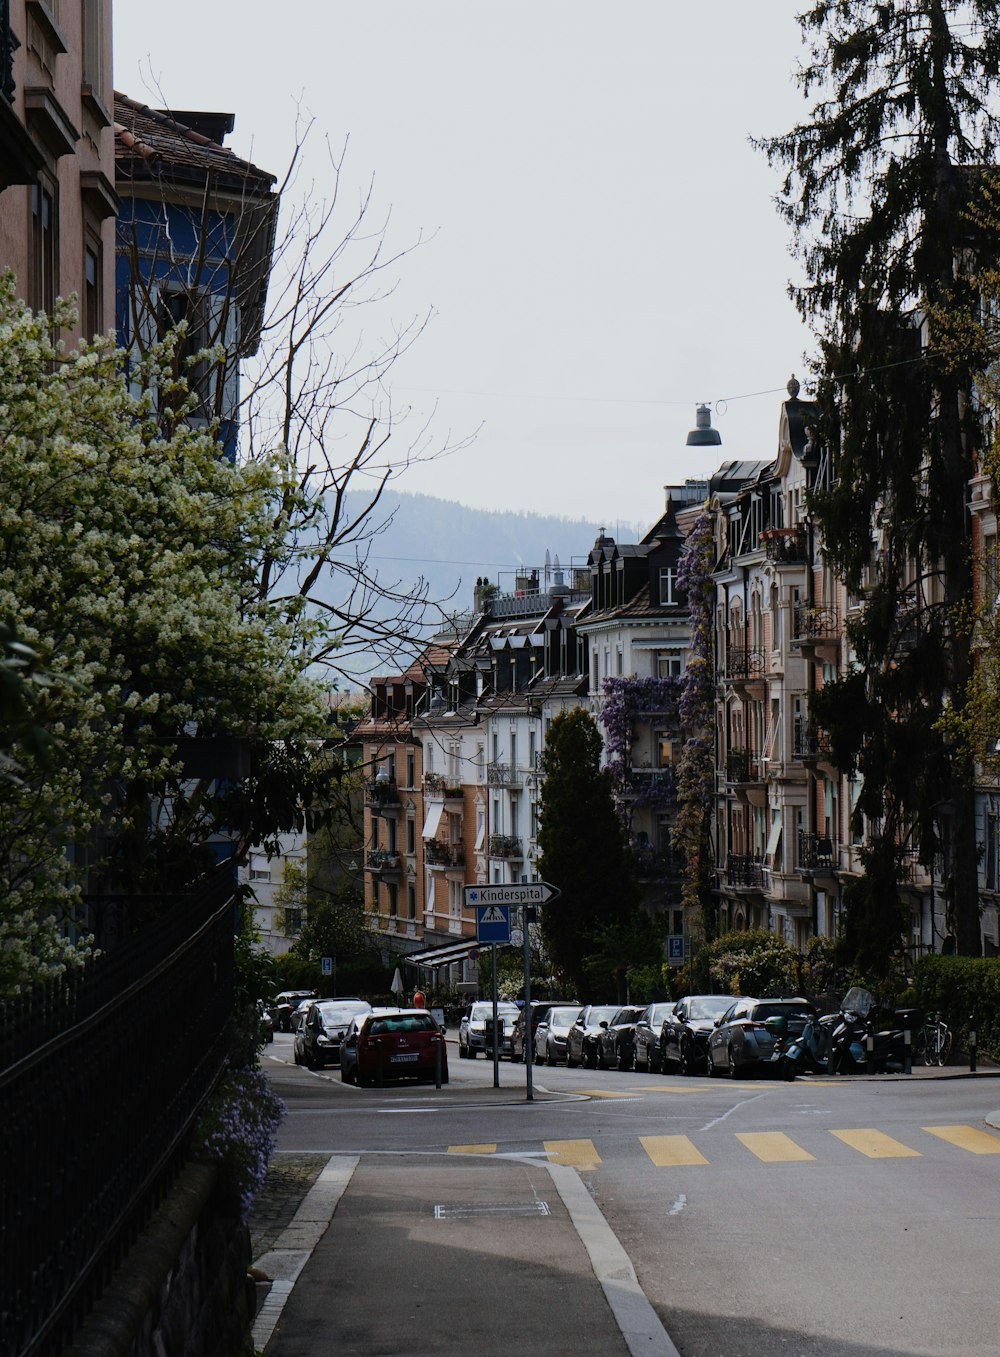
{"left": 264, "top": 1032, "right": 1000, "bottom": 1356}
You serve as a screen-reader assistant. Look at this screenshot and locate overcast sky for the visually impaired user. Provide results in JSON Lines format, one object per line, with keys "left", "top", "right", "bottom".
{"left": 114, "top": 3, "right": 815, "bottom": 530}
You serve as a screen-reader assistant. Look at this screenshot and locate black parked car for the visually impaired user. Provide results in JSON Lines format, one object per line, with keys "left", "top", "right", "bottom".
{"left": 659, "top": 995, "right": 735, "bottom": 1076}
{"left": 294, "top": 998, "right": 372, "bottom": 1069}
{"left": 633, "top": 1001, "right": 678, "bottom": 1072}
{"left": 595, "top": 1006, "right": 645, "bottom": 1070}
{"left": 566, "top": 1005, "right": 622, "bottom": 1069}
{"left": 270, "top": 989, "right": 319, "bottom": 1032}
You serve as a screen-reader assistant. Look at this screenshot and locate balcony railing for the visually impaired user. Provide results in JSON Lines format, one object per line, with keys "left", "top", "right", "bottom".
{"left": 489, "top": 833, "right": 523, "bottom": 859}
{"left": 423, "top": 772, "right": 463, "bottom": 798}
{"left": 487, "top": 761, "right": 522, "bottom": 788}
{"left": 633, "top": 847, "right": 679, "bottom": 879}
{"left": 423, "top": 838, "right": 466, "bottom": 867}
{"left": 364, "top": 780, "right": 400, "bottom": 808}
{"left": 367, "top": 848, "right": 401, "bottom": 871}
{"left": 761, "top": 526, "right": 808, "bottom": 564}
{"left": 726, "top": 749, "right": 764, "bottom": 783}
{"left": 723, "top": 648, "right": 766, "bottom": 682}
{"left": 726, "top": 855, "right": 765, "bottom": 889}
{"left": 797, "top": 832, "right": 836, "bottom": 872}
{"left": 792, "top": 604, "right": 840, "bottom": 644}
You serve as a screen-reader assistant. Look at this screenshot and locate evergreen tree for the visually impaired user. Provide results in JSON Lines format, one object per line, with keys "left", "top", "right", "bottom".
{"left": 758, "top": 1, "right": 1000, "bottom": 966}
{"left": 537, "top": 708, "right": 640, "bottom": 1000}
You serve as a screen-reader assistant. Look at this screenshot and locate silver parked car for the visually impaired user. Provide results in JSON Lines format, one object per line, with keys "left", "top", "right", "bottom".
{"left": 706, "top": 997, "right": 817, "bottom": 1077}
{"left": 532, "top": 1005, "right": 583, "bottom": 1066}
{"left": 458, "top": 1001, "right": 520, "bottom": 1058}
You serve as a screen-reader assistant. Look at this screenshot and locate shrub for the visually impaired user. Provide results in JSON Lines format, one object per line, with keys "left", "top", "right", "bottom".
{"left": 701, "top": 929, "right": 798, "bottom": 997}
{"left": 913, "top": 955, "right": 1000, "bottom": 1059}
{"left": 191, "top": 1067, "right": 285, "bottom": 1221}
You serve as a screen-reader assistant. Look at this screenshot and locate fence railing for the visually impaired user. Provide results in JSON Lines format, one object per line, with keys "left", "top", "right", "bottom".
{"left": 0, "top": 869, "right": 236, "bottom": 1357}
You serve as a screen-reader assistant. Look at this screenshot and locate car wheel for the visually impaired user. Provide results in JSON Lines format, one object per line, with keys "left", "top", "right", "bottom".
{"left": 585, "top": 1044, "right": 598, "bottom": 1070}
{"left": 468, "top": 1046, "right": 477, "bottom": 1059}
{"left": 293, "top": 1047, "right": 302, "bottom": 1066}
{"left": 706, "top": 1047, "right": 717, "bottom": 1077}
{"left": 679, "top": 1041, "right": 693, "bottom": 1077}
{"left": 546, "top": 1042, "right": 556, "bottom": 1067}
{"left": 650, "top": 1045, "right": 662, "bottom": 1074}
{"left": 357, "top": 1069, "right": 373, "bottom": 1088}
{"left": 617, "top": 1043, "right": 632, "bottom": 1072}
{"left": 727, "top": 1045, "right": 740, "bottom": 1078}
{"left": 511, "top": 1043, "right": 522, "bottom": 1063}
{"left": 304, "top": 1052, "right": 317, "bottom": 1071}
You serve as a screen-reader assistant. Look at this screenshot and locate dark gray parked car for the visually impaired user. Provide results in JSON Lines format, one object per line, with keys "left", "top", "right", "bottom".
{"left": 633, "top": 1001, "right": 678, "bottom": 1072}
{"left": 659, "top": 995, "right": 735, "bottom": 1075}
{"left": 706, "top": 997, "right": 817, "bottom": 1077}
{"left": 566, "top": 1005, "right": 622, "bottom": 1069}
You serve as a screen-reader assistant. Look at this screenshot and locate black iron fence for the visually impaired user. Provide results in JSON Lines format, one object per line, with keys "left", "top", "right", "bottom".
{"left": 0, "top": 869, "right": 236, "bottom": 1357}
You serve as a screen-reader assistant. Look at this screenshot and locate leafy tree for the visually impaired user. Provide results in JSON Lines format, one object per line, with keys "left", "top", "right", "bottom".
{"left": 673, "top": 508, "right": 717, "bottom": 945}
{"left": 0, "top": 282, "right": 332, "bottom": 991}
{"left": 758, "top": 1, "right": 1000, "bottom": 967}
{"left": 702, "top": 929, "right": 798, "bottom": 998}
{"left": 537, "top": 708, "right": 642, "bottom": 1000}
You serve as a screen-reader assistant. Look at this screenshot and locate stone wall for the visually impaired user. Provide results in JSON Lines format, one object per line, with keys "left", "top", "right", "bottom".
{"left": 65, "top": 1162, "right": 255, "bottom": 1357}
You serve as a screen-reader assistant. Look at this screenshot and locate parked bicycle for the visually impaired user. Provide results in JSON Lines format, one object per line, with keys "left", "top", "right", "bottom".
{"left": 914, "top": 1013, "right": 952, "bottom": 1066}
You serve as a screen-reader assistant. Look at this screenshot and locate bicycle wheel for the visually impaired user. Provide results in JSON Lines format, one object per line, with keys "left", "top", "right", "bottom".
{"left": 936, "top": 1024, "right": 953, "bottom": 1066}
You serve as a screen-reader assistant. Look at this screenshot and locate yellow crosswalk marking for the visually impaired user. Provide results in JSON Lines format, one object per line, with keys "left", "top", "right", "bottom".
{"left": 574, "top": 1089, "right": 636, "bottom": 1098}
{"left": 627, "top": 1085, "right": 702, "bottom": 1095}
{"left": 448, "top": 1144, "right": 496, "bottom": 1155}
{"left": 736, "top": 1132, "right": 815, "bottom": 1163}
{"left": 640, "top": 1135, "right": 709, "bottom": 1166}
{"left": 831, "top": 1128, "right": 921, "bottom": 1159}
{"left": 544, "top": 1139, "right": 602, "bottom": 1171}
{"left": 923, "top": 1125, "right": 1000, "bottom": 1154}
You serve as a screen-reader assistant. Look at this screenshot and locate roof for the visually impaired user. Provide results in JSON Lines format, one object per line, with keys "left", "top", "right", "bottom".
{"left": 113, "top": 92, "right": 275, "bottom": 192}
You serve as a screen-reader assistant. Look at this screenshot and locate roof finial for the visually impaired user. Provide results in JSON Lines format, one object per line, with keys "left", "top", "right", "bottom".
{"left": 787, "top": 374, "right": 801, "bottom": 399}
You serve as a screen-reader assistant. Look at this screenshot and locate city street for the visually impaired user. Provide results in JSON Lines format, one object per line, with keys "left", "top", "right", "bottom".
{"left": 260, "top": 1032, "right": 1000, "bottom": 1355}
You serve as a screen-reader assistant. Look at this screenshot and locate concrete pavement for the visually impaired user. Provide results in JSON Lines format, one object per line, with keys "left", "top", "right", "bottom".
{"left": 248, "top": 1062, "right": 999, "bottom": 1356}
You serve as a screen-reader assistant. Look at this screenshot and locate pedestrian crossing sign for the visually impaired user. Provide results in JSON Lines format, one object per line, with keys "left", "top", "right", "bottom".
{"left": 475, "top": 902, "right": 512, "bottom": 943}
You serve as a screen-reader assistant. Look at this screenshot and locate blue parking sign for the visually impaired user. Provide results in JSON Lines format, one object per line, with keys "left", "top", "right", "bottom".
{"left": 667, "top": 935, "right": 684, "bottom": 965}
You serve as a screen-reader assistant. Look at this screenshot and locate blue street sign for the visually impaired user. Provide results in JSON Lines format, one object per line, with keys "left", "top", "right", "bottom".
{"left": 474, "top": 902, "right": 512, "bottom": 944}
{"left": 321, "top": 956, "right": 333, "bottom": 976}
{"left": 666, "top": 935, "right": 684, "bottom": 965}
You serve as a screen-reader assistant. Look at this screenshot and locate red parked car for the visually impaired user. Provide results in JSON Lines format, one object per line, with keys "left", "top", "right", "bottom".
{"left": 340, "top": 1009, "right": 449, "bottom": 1087}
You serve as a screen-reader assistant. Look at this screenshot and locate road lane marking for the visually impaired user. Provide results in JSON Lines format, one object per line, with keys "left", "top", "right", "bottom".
{"left": 830, "top": 1128, "right": 921, "bottom": 1158}
{"left": 544, "top": 1139, "right": 602, "bottom": 1171}
{"left": 574, "top": 1089, "right": 638, "bottom": 1098}
{"left": 923, "top": 1125, "right": 1000, "bottom": 1154}
{"left": 626, "top": 1085, "right": 703, "bottom": 1095}
{"left": 640, "top": 1135, "right": 709, "bottom": 1166}
{"left": 448, "top": 1143, "right": 496, "bottom": 1154}
{"left": 736, "top": 1132, "right": 815, "bottom": 1163}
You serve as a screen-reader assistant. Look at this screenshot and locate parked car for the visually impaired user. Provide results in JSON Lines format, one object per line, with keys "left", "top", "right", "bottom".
{"left": 458, "top": 1000, "right": 520, "bottom": 1058}
{"left": 533, "top": 1005, "right": 583, "bottom": 1065}
{"left": 293, "top": 998, "right": 372, "bottom": 1069}
{"left": 270, "top": 989, "right": 319, "bottom": 1032}
{"left": 659, "top": 995, "right": 735, "bottom": 1075}
{"left": 510, "top": 1001, "right": 572, "bottom": 1062}
{"left": 566, "top": 1005, "right": 621, "bottom": 1068}
{"left": 633, "top": 1002, "right": 678, "bottom": 1072}
{"left": 340, "top": 1008, "right": 448, "bottom": 1086}
{"left": 706, "top": 997, "right": 818, "bottom": 1078}
{"left": 595, "top": 1005, "right": 646, "bottom": 1070}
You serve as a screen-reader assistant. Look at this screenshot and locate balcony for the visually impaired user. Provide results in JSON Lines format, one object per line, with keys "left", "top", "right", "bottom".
{"left": 761, "top": 526, "right": 808, "bottom": 565}
{"left": 489, "top": 833, "right": 523, "bottom": 860}
{"left": 364, "top": 780, "right": 400, "bottom": 811}
{"left": 423, "top": 772, "right": 463, "bottom": 800}
{"left": 366, "top": 848, "right": 401, "bottom": 874}
{"left": 633, "top": 847, "right": 679, "bottom": 880}
{"left": 487, "top": 761, "right": 522, "bottom": 788}
{"left": 721, "top": 648, "right": 767, "bottom": 695}
{"left": 797, "top": 832, "right": 837, "bottom": 875}
{"left": 726, "top": 855, "right": 766, "bottom": 890}
{"left": 423, "top": 838, "right": 466, "bottom": 868}
{"left": 726, "top": 748, "right": 764, "bottom": 783}
{"left": 792, "top": 604, "right": 840, "bottom": 652}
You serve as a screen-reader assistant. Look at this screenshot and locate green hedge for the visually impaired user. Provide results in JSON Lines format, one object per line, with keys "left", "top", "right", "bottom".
{"left": 913, "top": 956, "right": 1000, "bottom": 1060}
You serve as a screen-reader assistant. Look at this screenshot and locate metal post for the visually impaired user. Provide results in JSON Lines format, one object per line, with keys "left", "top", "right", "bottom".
{"left": 333, "top": 955, "right": 337, "bottom": 999}
{"left": 491, "top": 942, "right": 500, "bottom": 1089}
{"left": 523, "top": 906, "right": 533, "bottom": 1102}
{"left": 970, "top": 1015, "right": 977, "bottom": 1073}
{"left": 865, "top": 1023, "right": 874, "bottom": 1075}
{"left": 435, "top": 1035, "right": 442, "bottom": 1089}
{"left": 903, "top": 1025, "right": 912, "bottom": 1075}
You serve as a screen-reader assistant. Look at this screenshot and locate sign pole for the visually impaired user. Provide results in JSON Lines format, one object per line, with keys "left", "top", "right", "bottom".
{"left": 491, "top": 941, "right": 500, "bottom": 1089}
{"left": 523, "top": 907, "right": 533, "bottom": 1102}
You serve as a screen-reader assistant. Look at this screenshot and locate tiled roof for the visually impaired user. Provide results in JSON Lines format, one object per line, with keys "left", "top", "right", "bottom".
{"left": 113, "top": 92, "right": 275, "bottom": 191}
{"left": 583, "top": 582, "right": 681, "bottom": 623}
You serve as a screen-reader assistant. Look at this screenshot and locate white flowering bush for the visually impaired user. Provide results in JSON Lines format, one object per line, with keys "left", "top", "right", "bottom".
{"left": 191, "top": 1067, "right": 285, "bottom": 1221}
{"left": 0, "top": 277, "right": 334, "bottom": 993}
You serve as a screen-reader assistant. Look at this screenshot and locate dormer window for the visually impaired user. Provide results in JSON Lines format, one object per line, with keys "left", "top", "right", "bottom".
{"left": 659, "top": 566, "right": 676, "bottom": 606}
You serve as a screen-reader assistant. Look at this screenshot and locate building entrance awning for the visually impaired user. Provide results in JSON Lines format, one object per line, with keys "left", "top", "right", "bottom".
{"left": 404, "top": 940, "right": 481, "bottom": 969}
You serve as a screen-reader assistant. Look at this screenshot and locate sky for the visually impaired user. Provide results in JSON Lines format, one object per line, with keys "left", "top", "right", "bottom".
{"left": 114, "top": 3, "right": 815, "bottom": 530}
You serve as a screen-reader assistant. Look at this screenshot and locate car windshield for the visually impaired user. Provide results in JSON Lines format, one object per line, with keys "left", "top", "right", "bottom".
{"left": 471, "top": 1003, "right": 519, "bottom": 1019}
{"left": 613, "top": 1007, "right": 644, "bottom": 1024}
{"left": 368, "top": 1014, "right": 437, "bottom": 1034}
{"left": 688, "top": 997, "right": 733, "bottom": 1021}
{"left": 753, "top": 1003, "right": 813, "bottom": 1023}
{"left": 587, "top": 1006, "right": 621, "bottom": 1025}
{"left": 547, "top": 1006, "right": 581, "bottom": 1025}
{"left": 318, "top": 1002, "right": 370, "bottom": 1024}
{"left": 648, "top": 1004, "right": 675, "bottom": 1025}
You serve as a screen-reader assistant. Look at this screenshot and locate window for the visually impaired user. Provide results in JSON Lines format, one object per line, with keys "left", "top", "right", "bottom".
{"left": 659, "top": 567, "right": 675, "bottom": 606}
{"left": 285, "top": 907, "right": 302, "bottom": 935}
{"left": 408, "top": 884, "right": 417, "bottom": 920}
{"left": 84, "top": 234, "right": 102, "bottom": 337}
{"left": 406, "top": 752, "right": 415, "bottom": 788}
{"left": 616, "top": 646, "right": 624, "bottom": 675}
{"left": 157, "top": 288, "right": 213, "bottom": 420}
{"left": 82, "top": 0, "right": 103, "bottom": 92}
{"left": 31, "top": 179, "right": 57, "bottom": 315}
{"left": 656, "top": 652, "right": 682, "bottom": 679}
{"left": 656, "top": 732, "right": 674, "bottom": 767}
{"left": 406, "top": 818, "right": 415, "bottom": 854}
{"left": 983, "top": 532, "right": 998, "bottom": 605}
{"left": 387, "top": 883, "right": 398, "bottom": 917}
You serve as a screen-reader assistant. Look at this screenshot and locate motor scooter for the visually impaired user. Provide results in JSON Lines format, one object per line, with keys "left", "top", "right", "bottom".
{"left": 825, "top": 986, "right": 873, "bottom": 1074}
